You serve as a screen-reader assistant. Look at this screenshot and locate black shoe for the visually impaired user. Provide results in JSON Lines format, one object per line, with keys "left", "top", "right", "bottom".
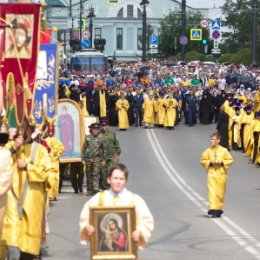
{"left": 79, "top": 188, "right": 83, "bottom": 193}
{"left": 87, "top": 191, "right": 93, "bottom": 196}
{"left": 208, "top": 210, "right": 213, "bottom": 215}
{"left": 74, "top": 190, "right": 78, "bottom": 194}
{"left": 92, "top": 190, "right": 99, "bottom": 195}
{"left": 211, "top": 209, "right": 223, "bottom": 218}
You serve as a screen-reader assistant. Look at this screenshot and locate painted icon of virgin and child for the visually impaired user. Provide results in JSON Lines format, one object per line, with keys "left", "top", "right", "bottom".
{"left": 99, "top": 213, "right": 128, "bottom": 252}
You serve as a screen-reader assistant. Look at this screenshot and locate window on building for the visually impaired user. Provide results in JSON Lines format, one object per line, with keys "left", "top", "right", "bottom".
{"left": 117, "top": 7, "right": 123, "bottom": 18}
{"left": 95, "top": 28, "right": 102, "bottom": 39}
{"left": 137, "top": 8, "right": 143, "bottom": 18}
{"left": 117, "top": 28, "right": 123, "bottom": 50}
{"left": 127, "top": 5, "right": 134, "bottom": 19}
{"left": 137, "top": 28, "right": 142, "bottom": 50}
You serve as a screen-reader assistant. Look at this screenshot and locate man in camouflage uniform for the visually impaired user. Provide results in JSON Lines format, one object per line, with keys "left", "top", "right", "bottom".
{"left": 82, "top": 123, "right": 107, "bottom": 196}
{"left": 99, "top": 120, "right": 121, "bottom": 189}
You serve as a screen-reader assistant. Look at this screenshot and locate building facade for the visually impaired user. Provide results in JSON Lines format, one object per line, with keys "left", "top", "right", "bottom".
{"left": 45, "top": 0, "right": 208, "bottom": 61}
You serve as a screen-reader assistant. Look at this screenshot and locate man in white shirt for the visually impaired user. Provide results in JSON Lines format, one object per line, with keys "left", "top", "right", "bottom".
{"left": 218, "top": 75, "right": 226, "bottom": 91}
{"left": 0, "top": 128, "right": 13, "bottom": 257}
{"left": 79, "top": 163, "right": 154, "bottom": 248}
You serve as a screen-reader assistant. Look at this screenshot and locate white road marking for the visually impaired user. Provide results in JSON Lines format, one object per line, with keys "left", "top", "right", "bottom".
{"left": 147, "top": 129, "right": 260, "bottom": 259}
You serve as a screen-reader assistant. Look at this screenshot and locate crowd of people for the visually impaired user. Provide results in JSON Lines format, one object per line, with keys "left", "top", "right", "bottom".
{"left": 59, "top": 61, "right": 260, "bottom": 165}
{"left": 0, "top": 60, "right": 260, "bottom": 259}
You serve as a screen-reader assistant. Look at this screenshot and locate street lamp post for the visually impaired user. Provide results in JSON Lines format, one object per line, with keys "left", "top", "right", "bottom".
{"left": 252, "top": 0, "right": 257, "bottom": 66}
{"left": 140, "top": 0, "right": 149, "bottom": 62}
{"left": 87, "top": 7, "right": 95, "bottom": 48}
{"left": 181, "top": 0, "right": 186, "bottom": 61}
{"left": 79, "top": 0, "right": 83, "bottom": 50}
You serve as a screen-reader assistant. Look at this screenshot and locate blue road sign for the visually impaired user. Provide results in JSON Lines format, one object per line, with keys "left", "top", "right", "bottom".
{"left": 149, "top": 35, "right": 158, "bottom": 45}
{"left": 81, "top": 39, "right": 90, "bottom": 48}
{"left": 211, "top": 20, "right": 221, "bottom": 30}
{"left": 190, "top": 28, "right": 202, "bottom": 41}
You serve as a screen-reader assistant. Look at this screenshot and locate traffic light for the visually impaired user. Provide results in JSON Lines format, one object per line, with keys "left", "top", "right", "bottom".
{"left": 202, "top": 39, "right": 207, "bottom": 45}
{"left": 94, "top": 38, "right": 106, "bottom": 51}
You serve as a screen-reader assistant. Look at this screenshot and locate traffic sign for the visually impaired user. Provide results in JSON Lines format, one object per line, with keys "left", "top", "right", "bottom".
{"left": 190, "top": 28, "right": 202, "bottom": 41}
{"left": 211, "top": 20, "right": 221, "bottom": 30}
{"left": 179, "top": 35, "right": 188, "bottom": 45}
{"left": 150, "top": 48, "right": 158, "bottom": 54}
{"left": 211, "top": 48, "right": 221, "bottom": 54}
{"left": 200, "top": 19, "right": 209, "bottom": 28}
{"left": 83, "top": 30, "right": 90, "bottom": 39}
{"left": 74, "top": 18, "right": 87, "bottom": 31}
{"left": 214, "top": 40, "right": 219, "bottom": 49}
{"left": 149, "top": 35, "right": 158, "bottom": 45}
{"left": 211, "top": 30, "right": 221, "bottom": 40}
{"left": 81, "top": 39, "right": 90, "bottom": 48}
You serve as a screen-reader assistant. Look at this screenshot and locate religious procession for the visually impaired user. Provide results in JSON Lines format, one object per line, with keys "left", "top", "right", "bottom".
{"left": 0, "top": 1, "right": 260, "bottom": 260}
{"left": 0, "top": 2, "right": 154, "bottom": 260}
{"left": 59, "top": 60, "right": 260, "bottom": 167}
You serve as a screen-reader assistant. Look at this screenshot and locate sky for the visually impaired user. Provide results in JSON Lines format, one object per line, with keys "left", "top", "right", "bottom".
{"left": 186, "top": 0, "right": 226, "bottom": 9}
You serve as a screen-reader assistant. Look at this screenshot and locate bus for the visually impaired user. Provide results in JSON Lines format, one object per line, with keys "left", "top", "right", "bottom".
{"left": 70, "top": 49, "right": 108, "bottom": 75}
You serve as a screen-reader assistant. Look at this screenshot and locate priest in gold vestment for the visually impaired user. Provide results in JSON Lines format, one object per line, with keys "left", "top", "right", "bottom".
{"left": 200, "top": 132, "right": 233, "bottom": 218}
{"left": 2, "top": 123, "right": 52, "bottom": 259}
{"left": 115, "top": 94, "right": 130, "bottom": 130}
{"left": 44, "top": 121, "right": 64, "bottom": 200}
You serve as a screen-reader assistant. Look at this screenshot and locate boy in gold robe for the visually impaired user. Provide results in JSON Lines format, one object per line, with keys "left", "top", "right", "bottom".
{"left": 200, "top": 132, "right": 233, "bottom": 218}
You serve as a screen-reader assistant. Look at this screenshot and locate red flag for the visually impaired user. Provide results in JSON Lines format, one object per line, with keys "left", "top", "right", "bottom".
{"left": 0, "top": 3, "right": 41, "bottom": 126}
{"left": 40, "top": 29, "right": 52, "bottom": 44}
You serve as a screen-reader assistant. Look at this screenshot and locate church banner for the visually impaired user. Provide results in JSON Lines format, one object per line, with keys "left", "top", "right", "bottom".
{"left": 0, "top": 28, "right": 4, "bottom": 115}
{"left": 33, "top": 44, "right": 58, "bottom": 125}
{"left": 0, "top": 3, "right": 41, "bottom": 126}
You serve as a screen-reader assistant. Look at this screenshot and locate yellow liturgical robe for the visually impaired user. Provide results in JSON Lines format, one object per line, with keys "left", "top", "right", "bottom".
{"left": 2, "top": 142, "right": 51, "bottom": 255}
{"left": 200, "top": 145, "right": 233, "bottom": 210}
{"left": 239, "top": 112, "right": 254, "bottom": 150}
{"left": 45, "top": 137, "right": 64, "bottom": 199}
{"left": 155, "top": 97, "right": 166, "bottom": 125}
{"left": 163, "top": 98, "right": 178, "bottom": 127}
{"left": 142, "top": 98, "right": 156, "bottom": 124}
{"left": 79, "top": 188, "right": 154, "bottom": 248}
{"left": 116, "top": 99, "right": 130, "bottom": 129}
{"left": 99, "top": 91, "right": 107, "bottom": 118}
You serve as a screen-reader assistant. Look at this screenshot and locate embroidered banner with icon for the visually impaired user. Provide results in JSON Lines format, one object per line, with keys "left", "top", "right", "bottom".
{"left": 33, "top": 44, "right": 58, "bottom": 125}
{"left": 0, "top": 3, "right": 41, "bottom": 126}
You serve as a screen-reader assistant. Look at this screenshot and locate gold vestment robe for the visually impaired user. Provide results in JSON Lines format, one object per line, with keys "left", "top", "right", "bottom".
{"left": 164, "top": 98, "right": 178, "bottom": 127}
{"left": 200, "top": 145, "right": 233, "bottom": 210}
{"left": 45, "top": 137, "right": 64, "bottom": 199}
{"left": 116, "top": 99, "right": 130, "bottom": 129}
{"left": 2, "top": 142, "right": 51, "bottom": 255}
{"left": 142, "top": 98, "right": 156, "bottom": 124}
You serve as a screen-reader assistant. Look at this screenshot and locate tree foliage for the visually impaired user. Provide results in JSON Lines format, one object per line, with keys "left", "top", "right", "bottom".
{"left": 221, "top": 0, "right": 256, "bottom": 52}
{"left": 159, "top": 10, "right": 209, "bottom": 58}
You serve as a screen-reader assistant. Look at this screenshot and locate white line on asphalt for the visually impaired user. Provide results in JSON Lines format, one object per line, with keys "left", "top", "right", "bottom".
{"left": 147, "top": 129, "right": 260, "bottom": 259}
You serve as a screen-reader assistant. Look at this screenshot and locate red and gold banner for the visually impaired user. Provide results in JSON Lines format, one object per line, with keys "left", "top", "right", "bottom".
{"left": 0, "top": 28, "right": 4, "bottom": 115}
{"left": 0, "top": 3, "right": 41, "bottom": 126}
{"left": 40, "top": 29, "right": 52, "bottom": 44}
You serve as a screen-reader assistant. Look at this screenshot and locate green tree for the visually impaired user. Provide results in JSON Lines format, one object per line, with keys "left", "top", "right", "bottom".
{"left": 159, "top": 10, "right": 209, "bottom": 58}
{"left": 221, "top": 0, "right": 253, "bottom": 52}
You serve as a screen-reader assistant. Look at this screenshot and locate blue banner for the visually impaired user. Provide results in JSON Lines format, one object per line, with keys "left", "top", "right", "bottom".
{"left": 33, "top": 44, "right": 58, "bottom": 124}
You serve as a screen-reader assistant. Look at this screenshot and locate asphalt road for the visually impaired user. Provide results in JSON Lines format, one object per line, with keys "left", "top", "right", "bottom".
{"left": 43, "top": 122, "right": 260, "bottom": 260}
